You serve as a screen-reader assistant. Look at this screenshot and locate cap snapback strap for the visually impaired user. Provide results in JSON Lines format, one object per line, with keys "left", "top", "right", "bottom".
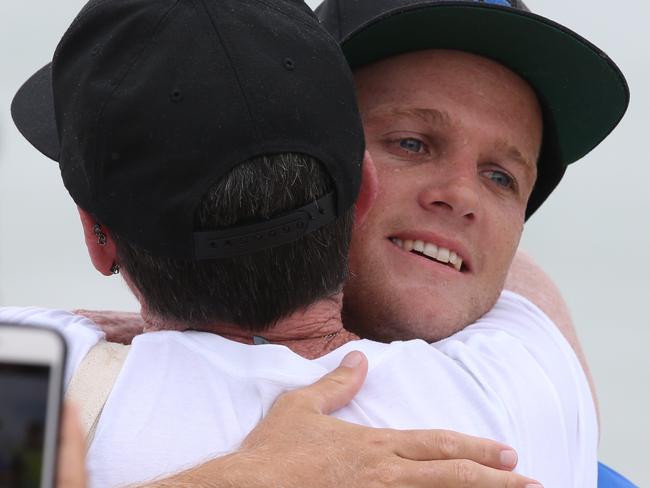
{"left": 193, "top": 192, "right": 338, "bottom": 259}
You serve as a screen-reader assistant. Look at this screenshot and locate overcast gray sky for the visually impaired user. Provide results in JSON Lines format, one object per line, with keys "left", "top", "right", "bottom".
{"left": 1, "top": 0, "right": 648, "bottom": 484}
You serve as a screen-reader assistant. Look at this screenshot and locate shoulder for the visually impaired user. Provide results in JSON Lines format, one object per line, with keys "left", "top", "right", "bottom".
{"left": 429, "top": 293, "right": 598, "bottom": 483}
{"left": 431, "top": 289, "right": 596, "bottom": 425}
{"left": 467, "top": 289, "right": 572, "bottom": 358}
{"left": 503, "top": 250, "right": 598, "bottom": 416}
{"left": 504, "top": 250, "right": 574, "bottom": 337}
{"left": 449, "top": 289, "right": 581, "bottom": 377}
{"left": 0, "top": 306, "right": 105, "bottom": 386}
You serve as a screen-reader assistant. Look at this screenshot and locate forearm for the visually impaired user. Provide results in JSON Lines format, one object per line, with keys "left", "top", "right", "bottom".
{"left": 138, "top": 452, "right": 251, "bottom": 488}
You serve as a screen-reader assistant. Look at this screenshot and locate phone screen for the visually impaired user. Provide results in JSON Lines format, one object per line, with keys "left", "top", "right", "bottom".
{"left": 0, "top": 362, "right": 51, "bottom": 488}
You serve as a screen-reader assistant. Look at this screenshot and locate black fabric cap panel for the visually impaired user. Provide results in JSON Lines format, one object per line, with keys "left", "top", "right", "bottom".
{"left": 13, "top": 0, "right": 364, "bottom": 258}
{"left": 200, "top": 0, "right": 362, "bottom": 217}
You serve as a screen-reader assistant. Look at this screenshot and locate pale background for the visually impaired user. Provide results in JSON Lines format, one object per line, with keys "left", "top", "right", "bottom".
{"left": 0, "top": 0, "right": 648, "bottom": 484}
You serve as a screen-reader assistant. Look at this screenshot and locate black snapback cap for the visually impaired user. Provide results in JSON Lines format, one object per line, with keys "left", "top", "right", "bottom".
{"left": 315, "top": 0, "right": 630, "bottom": 218}
{"left": 11, "top": 0, "right": 365, "bottom": 259}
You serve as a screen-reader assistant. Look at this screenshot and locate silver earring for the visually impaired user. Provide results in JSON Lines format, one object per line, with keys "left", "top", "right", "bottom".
{"left": 110, "top": 263, "right": 120, "bottom": 275}
{"left": 93, "top": 224, "right": 107, "bottom": 246}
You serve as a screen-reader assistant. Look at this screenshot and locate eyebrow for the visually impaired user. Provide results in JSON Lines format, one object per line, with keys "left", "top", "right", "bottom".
{"left": 370, "top": 106, "right": 538, "bottom": 171}
{"left": 494, "top": 138, "right": 537, "bottom": 171}
{"left": 379, "top": 107, "right": 454, "bottom": 127}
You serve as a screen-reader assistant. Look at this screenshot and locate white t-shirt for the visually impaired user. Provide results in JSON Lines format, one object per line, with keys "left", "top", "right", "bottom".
{"left": 0, "top": 290, "right": 598, "bottom": 487}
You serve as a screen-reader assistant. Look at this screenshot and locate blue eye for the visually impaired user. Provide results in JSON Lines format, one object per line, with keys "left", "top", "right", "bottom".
{"left": 485, "top": 170, "right": 514, "bottom": 189}
{"left": 399, "top": 138, "right": 424, "bottom": 153}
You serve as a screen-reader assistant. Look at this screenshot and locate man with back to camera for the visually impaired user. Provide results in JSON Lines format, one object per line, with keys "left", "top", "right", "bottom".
{"left": 7, "top": 0, "right": 629, "bottom": 487}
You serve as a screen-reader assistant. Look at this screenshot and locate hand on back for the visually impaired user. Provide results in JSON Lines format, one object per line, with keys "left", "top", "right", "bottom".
{"left": 74, "top": 309, "right": 543, "bottom": 487}
{"left": 146, "top": 352, "right": 542, "bottom": 488}
{"left": 74, "top": 310, "right": 143, "bottom": 344}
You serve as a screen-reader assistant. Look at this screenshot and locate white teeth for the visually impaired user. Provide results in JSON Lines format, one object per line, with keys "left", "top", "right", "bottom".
{"left": 391, "top": 238, "right": 464, "bottom": 271}
{"left": 423, "top": 242, "right": 438, "bottom": 259}
{"left": 436, "top": 247, "right": 450, "bottom": 263}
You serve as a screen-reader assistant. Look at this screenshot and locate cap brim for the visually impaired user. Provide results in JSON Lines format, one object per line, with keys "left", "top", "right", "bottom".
{"left": 342, "top": 2, "right": 629, "bottom": 165}
{"left": 340, "top": 2, "right": 629, "bottom": 216}
{"left": 11, "top": 63, "right": 60, "bottom": 162}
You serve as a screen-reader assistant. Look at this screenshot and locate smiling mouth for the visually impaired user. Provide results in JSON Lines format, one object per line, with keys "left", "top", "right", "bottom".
{"left": 389, "top": 237, "right": 466, "bottom": 272}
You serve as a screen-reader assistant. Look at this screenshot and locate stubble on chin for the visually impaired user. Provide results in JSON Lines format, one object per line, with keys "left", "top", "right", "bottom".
{"left": 342, "top": 281, "right": 503, "bottom": 344}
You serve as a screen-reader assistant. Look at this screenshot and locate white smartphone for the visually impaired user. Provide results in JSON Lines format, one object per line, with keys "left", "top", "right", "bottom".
{"left": 0, "top": 323, "right": 66, "bottom": 488}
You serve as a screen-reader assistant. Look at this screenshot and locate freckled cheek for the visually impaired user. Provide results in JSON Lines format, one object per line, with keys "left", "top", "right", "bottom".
{"left": 377, "top": 160, "right": 423, "bottom": 191}
{"left": 477, "top": 211, "right": 523, "bottom": 269}
{"left": 372, "top": 172, "right": 413, "bottom": 210}
{"left": 374, "top": 158, "right": 401, "bottom": 181}
{"left": 493, "top": 223, "right": 523, "bottom": 270}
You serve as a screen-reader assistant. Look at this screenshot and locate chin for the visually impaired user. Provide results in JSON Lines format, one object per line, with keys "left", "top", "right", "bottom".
{"left": 345, "top": 300, "right": 465, "bottom": 343}
{"left": 343, "top": 286, "right": 500, "bottom": 344}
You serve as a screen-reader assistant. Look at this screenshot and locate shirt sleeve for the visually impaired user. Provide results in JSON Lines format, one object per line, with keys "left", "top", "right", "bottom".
{"left": 432, "top": 290, "right": 598, "bottom": 487}
{"left": 0, "top": 307, "right": 104, "bottom": 387}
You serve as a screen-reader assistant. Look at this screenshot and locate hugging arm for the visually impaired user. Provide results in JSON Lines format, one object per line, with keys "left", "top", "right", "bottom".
{"left": 57, "top": 366, "right": 538, "bottom": 488}
{"left": 137, "top": 353, "right": 541, "bottom": 488}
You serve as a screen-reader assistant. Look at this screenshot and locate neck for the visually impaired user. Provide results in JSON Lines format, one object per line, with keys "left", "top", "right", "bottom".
{"left": 141, "top": 293, "right": 359, "bottom": 359}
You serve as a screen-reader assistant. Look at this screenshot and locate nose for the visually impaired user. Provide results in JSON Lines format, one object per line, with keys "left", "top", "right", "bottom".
{"left": 417, "top": 169, "right": 480, "bottom": 221}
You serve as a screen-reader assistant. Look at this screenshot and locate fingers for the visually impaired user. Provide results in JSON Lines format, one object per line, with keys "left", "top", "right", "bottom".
{"left": 72, "top": 310, "right": 143, "bottom": 344}
{"left": 278, "top": 351, "right": 368, "bottom": 415}
{"left": 57, "top": 402, "right": 87, "bottom": 488}
{"left": 393, "top": 429, "right": 519, "bottom": 471}
{"left": 398, "top": 458, "right": 543, "bottom": 488}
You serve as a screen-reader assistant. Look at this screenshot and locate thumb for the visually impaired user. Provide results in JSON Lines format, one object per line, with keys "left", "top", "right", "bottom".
{"left": 302, "top": 351, "right": 368, "bottom": 415}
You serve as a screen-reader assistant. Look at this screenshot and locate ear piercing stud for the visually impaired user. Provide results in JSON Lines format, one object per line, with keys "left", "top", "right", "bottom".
{"left": 93, "top": 223, "right": 107, "bottom": 246}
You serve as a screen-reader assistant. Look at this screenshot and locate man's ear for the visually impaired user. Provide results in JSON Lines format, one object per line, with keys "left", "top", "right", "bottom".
{"left": 77, "top": 207, "right": 118, "bottom": 276}
{"left": 354, "top": 150, "right": 378, "bottom": 227}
